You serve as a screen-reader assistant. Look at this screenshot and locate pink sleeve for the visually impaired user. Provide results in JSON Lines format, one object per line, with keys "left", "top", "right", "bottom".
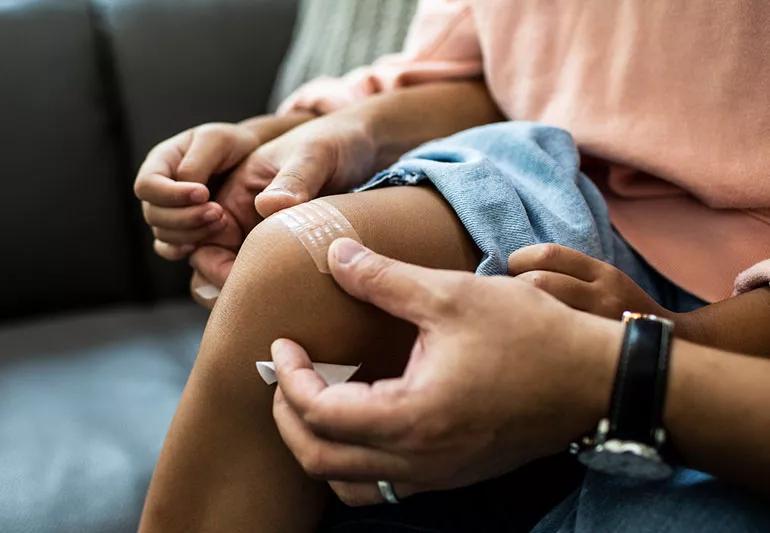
{"left": 277, "top": 0, "right": 482, "bottom": 115}
{"left": 733, "top": 259, "right": 770, "bottom": 296}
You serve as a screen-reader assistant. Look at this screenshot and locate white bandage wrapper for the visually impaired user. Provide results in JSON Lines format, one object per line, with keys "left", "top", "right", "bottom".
{"left": 256, "top": 361, "right": 361, "bottom": 385}
{"left": 276, "top": 200, "right": 362, "bottom": 273}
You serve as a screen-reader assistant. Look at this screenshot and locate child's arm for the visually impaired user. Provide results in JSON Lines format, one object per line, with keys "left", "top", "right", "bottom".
{"left": 133, "top": 112, "right": 315, "bottom": 261}
{"left": 507, "top": 244, "right": 770, "bottom": 356}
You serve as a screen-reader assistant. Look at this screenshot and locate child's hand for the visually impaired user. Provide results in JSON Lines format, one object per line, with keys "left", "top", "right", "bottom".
{"left": 508, "top": 244, "right": 671, "bottom": 320}
{"left": 134, "top": 123, "right": 262, "bottom": 260}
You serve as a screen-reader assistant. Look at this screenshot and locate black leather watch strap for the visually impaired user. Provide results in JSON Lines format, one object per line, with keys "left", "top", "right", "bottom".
{"left": 608, "top": 313, "right": 674, "bottom": 445}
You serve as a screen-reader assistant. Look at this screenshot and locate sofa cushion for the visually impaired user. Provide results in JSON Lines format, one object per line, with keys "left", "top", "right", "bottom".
{"left": 0, "top": 302, "right": 207, "bottom": 532}
{"left": 0, "top": 0, "right": 136, "bottom": 319}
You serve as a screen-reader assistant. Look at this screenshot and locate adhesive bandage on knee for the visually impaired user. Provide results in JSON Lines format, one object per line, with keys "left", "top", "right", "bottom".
{"left": 276, "top": 199, "right": 362, "bottom": 273}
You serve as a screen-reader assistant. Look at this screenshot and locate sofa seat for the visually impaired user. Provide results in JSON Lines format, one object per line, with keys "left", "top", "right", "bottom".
{"left": 0, "top": 302, "right": 207, "bottom": 532}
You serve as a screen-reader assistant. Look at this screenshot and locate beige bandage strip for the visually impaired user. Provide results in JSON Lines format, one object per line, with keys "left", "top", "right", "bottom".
{"left": 277, "top": 200, "right": 362, "bottom": 273}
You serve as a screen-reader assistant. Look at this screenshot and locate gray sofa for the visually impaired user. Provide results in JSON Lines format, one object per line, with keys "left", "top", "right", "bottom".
{"left": 0, "top": 1, "right": 296, "bottom": 530}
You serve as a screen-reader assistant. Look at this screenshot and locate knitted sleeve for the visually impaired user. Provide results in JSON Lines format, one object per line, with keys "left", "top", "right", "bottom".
{"left": 276, "top": 0, "right": 482, "bottom": 115}
{"left": 268, "top": 0, "right": 419, "bottom": 111}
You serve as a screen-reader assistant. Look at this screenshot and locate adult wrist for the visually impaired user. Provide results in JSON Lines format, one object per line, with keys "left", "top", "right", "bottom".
{"left": 569, "top": 314, "right": 625, "bottom": 434}
{"left": 239, "top": 111, "right": 317, "bottom": 146}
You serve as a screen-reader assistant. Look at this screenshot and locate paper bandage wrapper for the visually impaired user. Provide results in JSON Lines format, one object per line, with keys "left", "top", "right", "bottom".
{"left": 256, "top": 361, "right": 360, "bottom": 385}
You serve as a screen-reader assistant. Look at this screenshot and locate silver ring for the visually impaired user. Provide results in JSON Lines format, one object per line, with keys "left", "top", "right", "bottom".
{"left": 377, "top": 480, "right": 400, "bottom": 504}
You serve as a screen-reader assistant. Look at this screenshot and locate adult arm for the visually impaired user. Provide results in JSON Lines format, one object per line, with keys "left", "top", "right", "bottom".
{"left": 273, "top": 241, "right": 770, "bottom": 505}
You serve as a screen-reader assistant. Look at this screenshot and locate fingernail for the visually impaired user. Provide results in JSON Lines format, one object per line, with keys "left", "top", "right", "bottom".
{"left": 190, "top": 188, "right": 208, "bottom": 203}
{"left": 203, "top": 208, "right": 221, "bottom": 222}
{"left": 332, "top": 238, "right": 367, "bottom": 265}
{"left": 270, "top": 339, "right": 290, "bottom": 364}
{"left": 194, "top": 284, "right": 220, "bottom": 300}
{"left": 263, "top": 187, "right": 297, "bottom": 198}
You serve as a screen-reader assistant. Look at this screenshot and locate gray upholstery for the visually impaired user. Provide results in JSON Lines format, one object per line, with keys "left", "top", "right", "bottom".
{"left": 0, "top": 302, "right": 206, "bottom": 532}
{"left": 0, "top": 0, "right": 298, "bottom": 317}
{"left": 0, "top": 0, "right": 135, "bottom": 319}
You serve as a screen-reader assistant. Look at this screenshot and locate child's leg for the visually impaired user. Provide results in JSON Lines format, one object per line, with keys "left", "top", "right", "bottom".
{"left": 139, "top": 186, "right": 479, "bottom": 532}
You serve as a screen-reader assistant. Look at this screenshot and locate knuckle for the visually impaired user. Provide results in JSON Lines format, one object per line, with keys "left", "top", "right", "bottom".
{"left": 430, "top": 282, "right": 463, "bottom": 317}
{"left": 355, "top": 254, "right": 393, "bottom": 292}
{"left": 597, "top": 292, "right": 623, "bottom": 318}
{"left": 134, "top": 178, "right": 148, "bottom": 199}
{"left": 534, "top": 243, "right": 561, "bottom": 264}
{"left": 277, "top": 167, "right": 308, "bottom": 186}
{"left": 195, "top": 122, "right": 230, "bottom": 138}
{"left": 299, "top": 445, "right": 329, "bottom": 479}
{"left": 527, "top": 272, "right": 549, "bottom": 290}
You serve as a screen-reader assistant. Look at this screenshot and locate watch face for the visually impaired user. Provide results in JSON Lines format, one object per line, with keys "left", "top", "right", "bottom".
{"left": 578, "top": 440, "right": 673, "bottom": 480}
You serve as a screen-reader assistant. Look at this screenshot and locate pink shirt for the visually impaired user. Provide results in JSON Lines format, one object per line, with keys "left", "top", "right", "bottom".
{"left": 280, "top": 0, "right": 770, "bottom": 302}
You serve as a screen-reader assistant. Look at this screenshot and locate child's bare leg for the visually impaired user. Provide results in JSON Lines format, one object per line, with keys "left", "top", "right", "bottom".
{"left": 139, "top": 186, "right": 479, "bottom": 532}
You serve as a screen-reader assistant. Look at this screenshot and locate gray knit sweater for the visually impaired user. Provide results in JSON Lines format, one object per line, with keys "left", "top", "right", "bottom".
{"left": 269, "top": 0, "right": 418, "bottom": 110}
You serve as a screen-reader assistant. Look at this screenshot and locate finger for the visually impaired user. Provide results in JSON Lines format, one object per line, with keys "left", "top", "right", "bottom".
{"left": 190, "top": 270, "right": 220, "bottom": 310}
{"left": 507, "top": 244, "right": 602, "bottom": 282}
{"left": 254, "top": 154, "right": 326, "bottom": 217}
{"left": 134, "top": 172, "right": 209, "bottom": 206}
{"left": 328, "top": 480, "right": 422, "bottom": 507}
{"left": 327, "top": 238, "right": 465, "bottom": 327}
{"left": 176, "top": 128, "right": 233, "bottom": 183}
{"left": 152, "top": 219, "right": 226, "bottom": 245}
{"left": 272, "top": 339, "right": 414, "bottom": 445}
{"left": 189, "top": 246, "right": 237, "bottom": 288}
{"left": 273, "top": 387, "right": 411, "bottom": 482}
{"left": 153, "top": 239, "right": 194, "bottom": 261}
{"left": 142, "top": 201, "right": 224, "bottom": 230}
{"left": 135, "top": 135, "right": 209, "bottom": 206}
{"left": 515, "top": 270, "right": 597, "bottom": 311}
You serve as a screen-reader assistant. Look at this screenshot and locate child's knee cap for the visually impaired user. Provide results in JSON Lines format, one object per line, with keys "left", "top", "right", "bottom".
{"left": 275, "top": 199, "right": 362, "bottom": 273}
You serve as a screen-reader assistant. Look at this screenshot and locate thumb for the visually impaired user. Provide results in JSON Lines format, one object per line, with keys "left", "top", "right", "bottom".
{"left": 327, "top": 238, "right": 454, "bottom": 327}
{"left": 254, "top": 154, "right": 329, "bottom": 218}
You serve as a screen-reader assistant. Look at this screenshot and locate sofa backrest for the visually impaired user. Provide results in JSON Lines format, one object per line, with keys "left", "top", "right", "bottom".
{"left": 0, "top": 0, "right": 297, "bottom": 321}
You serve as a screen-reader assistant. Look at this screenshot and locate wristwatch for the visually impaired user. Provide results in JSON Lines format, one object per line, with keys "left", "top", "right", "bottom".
{"left": 570, "top": 311, "right": 675, "bottom": 480}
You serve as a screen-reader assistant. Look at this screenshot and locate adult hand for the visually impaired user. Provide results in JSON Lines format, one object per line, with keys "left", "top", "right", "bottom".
{"left": 272, "top": 239, "right": 622, "bottom": 506}
{"left": 190, "top": 113, "right": 377, "bottom": 289}
{"left": 508, "top": 244, "right": 671, "bottom": 320}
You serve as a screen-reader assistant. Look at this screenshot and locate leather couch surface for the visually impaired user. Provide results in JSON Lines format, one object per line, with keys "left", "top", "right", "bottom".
{"left": 0, "top": 302, "right": 207, "bottom": 532}
{"left": 0, "top": 0, "right": 135, "bottom": 320}
{"left": 0, "top": 0, "right": 298, "bottom": 318}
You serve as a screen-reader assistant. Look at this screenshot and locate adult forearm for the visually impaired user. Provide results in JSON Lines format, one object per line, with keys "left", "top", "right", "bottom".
{"left": 583, "top": 317, "right": 770, "bottom": 496}
{"left": 239, "top": 111, "right": 317, "bottom": 144}
{"left": 335, "top": 80, "right": 504, "bottom": 170}
{"left": 674, "top": 287, "right": 770, "bottom": 356}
